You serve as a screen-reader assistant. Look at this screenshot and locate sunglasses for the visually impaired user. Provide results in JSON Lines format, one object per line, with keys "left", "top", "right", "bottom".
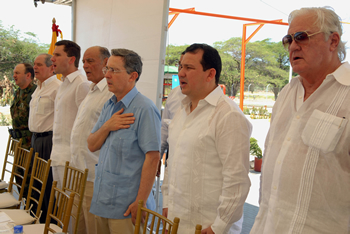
{"left": 282, "top": 31, "right": 322, "bottom": 51}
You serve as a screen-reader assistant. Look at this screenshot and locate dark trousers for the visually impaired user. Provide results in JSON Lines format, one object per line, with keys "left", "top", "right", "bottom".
{"left": 31, "top": 133, "right": 55, "bottom": 223}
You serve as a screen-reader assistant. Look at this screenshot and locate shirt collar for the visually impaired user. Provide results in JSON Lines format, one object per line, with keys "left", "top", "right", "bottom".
{"left": 111, "top": 86, "right": 138, "bottom": 108}
{"left": 91, "top": 78, "right": 108, "bottom": 92}
{"left": 181, "top": 86, "right": 222, "bottom": 108}
{"left": 329, "top": 62, "right": 350, "bottom": 86}
{"left": 63, "top": 70, "right": 81, "bottom": 83}
{"left": 38, "top": 75, "right": 58, "bottom": 88}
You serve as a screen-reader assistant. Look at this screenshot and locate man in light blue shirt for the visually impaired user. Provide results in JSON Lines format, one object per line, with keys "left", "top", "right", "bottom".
{"left": 87, "top": 48, "right": 161, "bottom": 234}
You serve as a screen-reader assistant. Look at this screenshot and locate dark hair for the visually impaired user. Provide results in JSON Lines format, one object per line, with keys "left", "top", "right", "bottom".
{"left": 184, "top": 43, "right": 222, "bottom": 85}
{"left": 111, "top": 48, "right": 143, "bottom": 82}
{"left": 22, "top": 63, "right": 34, "bottom": 80}
{"left": 55, "top": 40, "right": 81, "bottom": 68}
{"left": 99, "top": 46, "right": 111, "bottom": 60}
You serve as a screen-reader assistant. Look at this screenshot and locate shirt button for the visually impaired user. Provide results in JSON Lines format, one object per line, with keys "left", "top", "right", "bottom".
{"left": 299, "top": 96, "right": 302, "bottom": 99}
{"left": 296, "top": 115, "right": 300, "bottom": 119}
{"left": 277, "top": 160, "right": 281, "bottom": 165}
{"left": 273, "top": 185, "right": 277, "bottom": 190}
{"left": 287, "top": 137, "right": 291, "bottom": 141}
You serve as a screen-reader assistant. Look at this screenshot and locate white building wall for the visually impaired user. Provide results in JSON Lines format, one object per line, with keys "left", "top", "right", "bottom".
{"left": 74, "top": 0, "right": 169, "bottom": 108}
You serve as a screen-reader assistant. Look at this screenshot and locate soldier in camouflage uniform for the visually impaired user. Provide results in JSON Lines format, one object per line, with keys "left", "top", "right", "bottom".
{"left": 10, "top": 63, "right": 36, "bottom": 198}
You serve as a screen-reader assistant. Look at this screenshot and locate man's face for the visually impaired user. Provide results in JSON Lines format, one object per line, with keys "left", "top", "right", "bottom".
{"left": 288, "top": 13, "right": 332, "bottom": 77}
{"left": 178, "top": 50, "right": 210, "bottom": 99}
{"left": 105, "top": 56, "right": 135, "bottom": 99}
{"left": 83, "top": 47, "right": 106, "bottom": 84}
{"left": 34, "top": 55, "right": 53, "bottom": 82}
{"left": 51, "top": 45, "right": 71, "bottom": 76}
{"left": 13, "top": 64, "right": 29, "bottom": 89}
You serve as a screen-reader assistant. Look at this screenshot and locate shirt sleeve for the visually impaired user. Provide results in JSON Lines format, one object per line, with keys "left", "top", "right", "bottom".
{"left": 211, "top": 109, "right": 252, "bottom": 234}
{"left": 137, "top": 104, "right": 161, "bottom": 154}
{"left": 91, "top": 102, "right": 108, "bottom": 134}
{"left": 75, "top": 81, "right": 90, "bottom": 108}
{"left": 160, "top": 100, "right": 171, "bottom": 157}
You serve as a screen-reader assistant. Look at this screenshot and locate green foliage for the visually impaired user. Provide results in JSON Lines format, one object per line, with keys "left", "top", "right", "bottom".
{"left": 250, "top": 137, "right": 263, "bottom": 159}
{"left": 0, "top": 22, "right": 49, "bottom": 105}
{"left": 249, "top": 106, "right": 270, "bottom": 119}
{"left": 0, "top": 112, "right": 11, "bottom": 126}
{"left": 165, "top": 37, "right": 290, "bottom": 99}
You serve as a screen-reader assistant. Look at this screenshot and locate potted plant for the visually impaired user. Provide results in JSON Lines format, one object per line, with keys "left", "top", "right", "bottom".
{"left": 250, "top": 137, "right": 263, "bottom": 172}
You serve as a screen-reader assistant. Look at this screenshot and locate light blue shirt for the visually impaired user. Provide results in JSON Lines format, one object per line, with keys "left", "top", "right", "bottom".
{"left": 90, "top": 87, "right": 161, "bottom": 219}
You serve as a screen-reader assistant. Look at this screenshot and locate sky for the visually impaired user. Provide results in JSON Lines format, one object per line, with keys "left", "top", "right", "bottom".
{"left": 0, "top": 0, "right": 349, "bottom": 61}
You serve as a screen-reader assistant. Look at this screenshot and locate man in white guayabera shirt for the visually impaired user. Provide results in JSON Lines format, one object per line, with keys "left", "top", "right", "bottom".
{"left": 251, "top": 7, "right": 350, "bottom": 234}
{"left": 70, "top": 46, "right": 112, "bottom": 234}
{"left": 50, "top": 40, "right": 90, "bottom": 190}
{"left": 162, "top": 43, "right": 252, "bottom": 234}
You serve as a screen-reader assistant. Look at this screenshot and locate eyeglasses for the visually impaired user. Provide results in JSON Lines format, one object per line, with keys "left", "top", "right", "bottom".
{"left": 282, "top": 31, "right": 322, "bottom": 51}
{"left": 102, "top": 66, "right": 126, "bottom": 75}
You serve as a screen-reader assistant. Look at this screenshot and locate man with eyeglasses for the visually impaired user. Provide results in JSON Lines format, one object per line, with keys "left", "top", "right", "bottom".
{"left": 251, "top": 7, "right": 350, "bottom": 234}
{"left": 70, "top": 46, "right": 112, "bottom": 234}
{"left": 87, "top": 49, "right": 160, "bottom": 234}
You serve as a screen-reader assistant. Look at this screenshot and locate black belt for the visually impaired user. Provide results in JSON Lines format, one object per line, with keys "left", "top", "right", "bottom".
{"left": 33, "top": 131, "right": 53, "bottom": 138}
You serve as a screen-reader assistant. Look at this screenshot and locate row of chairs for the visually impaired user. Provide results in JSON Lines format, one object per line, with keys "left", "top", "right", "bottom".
{"left": 0, "top": 135, "right": 88, "bottom": 234}
{"left": 1, "top": 135, "right": 202, "bottom": 234}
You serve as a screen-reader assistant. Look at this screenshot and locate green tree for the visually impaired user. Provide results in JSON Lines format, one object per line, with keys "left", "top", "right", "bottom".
{"left": 165, "top": 44, "right": 188, "bottom": 66}
{"left": 0, "top": 22, "right": 49, "bottom": 105}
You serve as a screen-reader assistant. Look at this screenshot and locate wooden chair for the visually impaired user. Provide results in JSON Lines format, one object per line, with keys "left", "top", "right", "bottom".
{"left": 22, "top": 181, "right": 76, "bottom": 234}
{"left": 0, "top": 154, "right": 51, "bottom": 225}
{"left": 134, "top": 200, "right": 180, "bottom": 234}
{"left": 195, "top": 224, "right": 202, "bottom": 234}
{"left": 62, "top": 161, "right": 88, "bottom": 234}
{"left": 0, "top": 146, "right": 33, "bottom": 209}
{"left": 0, "top": 136, "right": 22, "bottom": 192}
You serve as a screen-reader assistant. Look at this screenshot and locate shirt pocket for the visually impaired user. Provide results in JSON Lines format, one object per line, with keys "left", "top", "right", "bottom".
{"left": 36, "top": 97, "right": 53, "bottom": 115}
{"left": 97, "top": 171, "right": 130, "bottom": 207}
{"left": 301, "top": 109, "right": 347, "bottom": 153}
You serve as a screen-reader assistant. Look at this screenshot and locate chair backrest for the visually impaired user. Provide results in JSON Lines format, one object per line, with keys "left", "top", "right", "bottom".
{"left": 195, "top": 224, "right": 202, "bottom": 234}
{"left": 62, "top": 161, "right": 88, "bottom": 234}
{"left": 1, "top": 136, "right": 22, "bottom": 182}
{"left": 8, "top": 146, "right": 33, "bottom": 203}
{"left": 26, "top": 153, "right": 51, "bottom": 221}
{"left": 44, "top": 181, "right": 75, "bottom": 234}
{"left": 134, "top": 200, "right": 180, "bottom": 234}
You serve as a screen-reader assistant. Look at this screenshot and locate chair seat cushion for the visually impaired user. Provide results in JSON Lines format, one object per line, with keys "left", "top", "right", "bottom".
{"left": 23, "top": 223, "right": 62, "bottom": 233}
{"left": 0, "top": 181, "right": 8, "bottom": 190}
{"left": 0, "top": 209, "right": 35, "bottom": 225}
{"left": 0, "top": 193, "right": 20, "bottom": 208}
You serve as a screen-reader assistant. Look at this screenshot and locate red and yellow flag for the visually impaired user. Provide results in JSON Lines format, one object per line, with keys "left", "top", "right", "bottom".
{"left": 49, "top": 18, "right": 63, "bottom": 80}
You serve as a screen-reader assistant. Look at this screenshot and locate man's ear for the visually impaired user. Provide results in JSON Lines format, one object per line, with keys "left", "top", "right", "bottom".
{"left": 129, "top": 71, "right": 139, "bottom": 82}
{"left": 69, "top": 56, "right": 76, "bottom": 66}
{"left": 206, "top": 68, "right": 216, "bottom": 83}
{"left": 103, "top": 57, "right": 108, "bottom": 66}
{"left": 329, "top": 32, "right": 340, "bottom": 52}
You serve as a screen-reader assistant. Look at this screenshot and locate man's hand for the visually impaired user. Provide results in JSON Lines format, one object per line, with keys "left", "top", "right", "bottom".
{"left": 201, "top": 226, "right": 215, "bottom": 234}
{"left": 105, "top": 108, "right": 135, "bottom": 131}
{"left": 124, "top": 200, "right": 146, "bottom": 225}
{"left": 162, "top": 208, "right": 168, "bottom": 218}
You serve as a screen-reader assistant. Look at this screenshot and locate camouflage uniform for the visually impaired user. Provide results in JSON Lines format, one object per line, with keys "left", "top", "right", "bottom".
{"left": 10, "top": 82, "right": 37, "bottom": 149}
{"left": 10, "top": 82, "right": 36, "bottom": 199}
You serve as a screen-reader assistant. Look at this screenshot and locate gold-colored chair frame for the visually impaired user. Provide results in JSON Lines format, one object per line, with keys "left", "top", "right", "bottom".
{"left": 134, "top": 200, "right": 180, "bottom": 234}
{"left": 1, "top": 146, "right": 33, "bottom": 209}
{"left": 62, "top": 161, "right": 88, "bottom": 234}
{"left": 26, "top": 153, "right": 52, "bottom": 221}
{"left": 44, "top": 181, "right": 76, "bottom": 234}
{"left": 195, "top": 224, "right": 202, "bottom": 234}
{"left": 0, "top": 136, "right": 22, "bottom": 192}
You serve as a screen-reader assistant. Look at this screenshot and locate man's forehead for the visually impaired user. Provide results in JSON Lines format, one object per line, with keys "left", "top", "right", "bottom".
{"left": 288, "top": 13, "right": 317, "bottom": 34}
{"left": 83, "top": 48, "right": 100, "bottom": 60}
{"left": 107, "top": 56, "right": 124, "bottom": 67}
{"left": 14, "top": 64, "right": 25, "bottom": 72}
{"left": 182, "top": 51, "right": 203, "bottom": 66}
{"left": 34, "top": 55, "right": 45, "bottom": 64}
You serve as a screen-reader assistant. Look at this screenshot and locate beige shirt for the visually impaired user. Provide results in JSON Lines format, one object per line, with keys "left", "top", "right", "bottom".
{"left": 28, "top": 75, "right": 61, "bottom": 133}
{"left": 50, "top": 70, "right": 90, "bottom": 167}
{"left": 70, "top": 78, "right": 113, "bottom": 182}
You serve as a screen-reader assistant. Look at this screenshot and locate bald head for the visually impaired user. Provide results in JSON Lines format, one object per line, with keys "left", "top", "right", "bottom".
{"left": 83, "top": 46, "right": 110, "bottom": 84}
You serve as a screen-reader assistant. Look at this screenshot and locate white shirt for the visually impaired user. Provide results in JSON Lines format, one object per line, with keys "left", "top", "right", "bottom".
{"left": 162, "top": 86, "right": 252, "bottom": 234}
{"left": 50, "top": 70, "right": 90, "bottom": 167}
{"left": 70, "top": 78, "right": 113, "bottom": 182}
{"left": 160, "top": 86, "right": 185, "bottom": 156}
{"left": 29, "top": 75, "right": 61, "bottom": 133}
{"left": 251, "top": 62, "right": 350, "bottom": 234}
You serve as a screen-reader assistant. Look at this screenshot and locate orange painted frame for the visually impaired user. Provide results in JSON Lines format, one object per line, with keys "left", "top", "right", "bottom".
{"left": 168, "top": 7, "right": 289, "bottom": 110}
